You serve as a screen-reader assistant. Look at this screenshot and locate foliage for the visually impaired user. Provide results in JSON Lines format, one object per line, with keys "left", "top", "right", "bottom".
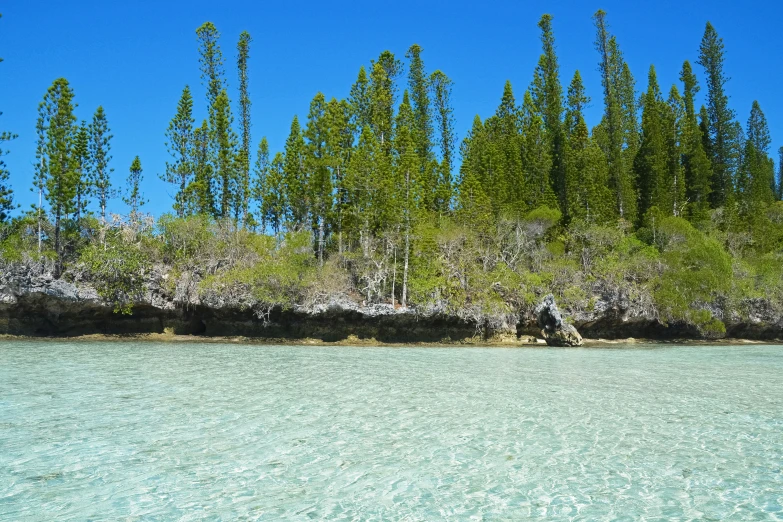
{"left": 80, "top": 228, "right": 151, "bottom": 314}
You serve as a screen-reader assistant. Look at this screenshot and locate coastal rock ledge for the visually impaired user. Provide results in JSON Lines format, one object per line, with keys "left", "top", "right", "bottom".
{"left": 535, "top": 294, "right": 583, "bottom": 347}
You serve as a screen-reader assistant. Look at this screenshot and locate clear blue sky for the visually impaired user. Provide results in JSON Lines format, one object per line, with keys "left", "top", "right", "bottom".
{"left": 1, "top": 0, "right": 781, "bottom": 218}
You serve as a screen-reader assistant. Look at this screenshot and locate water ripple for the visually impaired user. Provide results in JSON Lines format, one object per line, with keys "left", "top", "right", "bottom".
{"left": 0, "top": 342, "right": 782, "bottom": 520}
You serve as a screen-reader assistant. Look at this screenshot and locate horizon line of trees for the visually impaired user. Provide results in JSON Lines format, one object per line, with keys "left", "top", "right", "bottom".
{"left": 2, "top": 11, "right": 782, "bottom": 291}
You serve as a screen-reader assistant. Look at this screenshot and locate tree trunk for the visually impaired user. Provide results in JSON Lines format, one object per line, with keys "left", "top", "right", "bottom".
{"left": 391, "top": 244, "right": 396, "bottom": 305}
{"left": 318, "top": 213, "right": 325, "bottom": 267}
{"left": 37, "top": 188, "right": 43, "bottom": 255}
{"left": 401, "top": 169, "right": 411, "bottom": 308}
{"left": 54, "top": 203, "right": 61, "bottom": 279}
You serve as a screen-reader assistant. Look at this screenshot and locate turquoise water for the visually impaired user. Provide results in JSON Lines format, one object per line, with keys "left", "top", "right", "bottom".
{"left": 0, "top": 342, "right": 781, "bottom": 521}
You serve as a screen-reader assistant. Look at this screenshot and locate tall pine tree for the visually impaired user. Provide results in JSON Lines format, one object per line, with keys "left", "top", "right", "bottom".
{"left": 36, "top": 78, "right": 77, "bottom": 276}
{"left": 679, "top": 61, "right": 712, "bottom": 223}
{"left": 236, "top": 31, "right": 252, "bottom": 226}
{"left": 123, "top": 156, "right": 146, "bottom": 227}
{"left": 698, "top": 22, "right": 738, "bottom": 208}
{"left": 430, "top": 70, "right": 455, "bottom": 214}
{"left": 283, "top": 116, "right": 308, "bottom": 229}
{"left": 163, "top": 86, "right": 194, "bottom": 216}
{"left": 531, "top": 14, "right": 566, "bottom": 213}
{"left": 89, "top": 106, "right": 114, "bottom": 224}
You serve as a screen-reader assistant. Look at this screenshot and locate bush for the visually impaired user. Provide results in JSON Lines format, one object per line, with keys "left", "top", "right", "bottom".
{"left": 80, "top": 229, "right": 151, "bottom": 314}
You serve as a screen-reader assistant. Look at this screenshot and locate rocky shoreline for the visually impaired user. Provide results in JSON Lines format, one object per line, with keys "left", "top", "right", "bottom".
{"left": 1, "top": 270, "right": 781, "bottom": 343}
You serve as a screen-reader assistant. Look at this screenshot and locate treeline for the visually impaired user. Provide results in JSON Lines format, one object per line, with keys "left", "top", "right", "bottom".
{"left": 1, "top": 12, "right": 783, "bottom": 333}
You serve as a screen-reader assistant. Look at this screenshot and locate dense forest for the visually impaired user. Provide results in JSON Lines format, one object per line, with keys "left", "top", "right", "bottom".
{"left": 1, "top": 11, "right": 782, "bottom": 337}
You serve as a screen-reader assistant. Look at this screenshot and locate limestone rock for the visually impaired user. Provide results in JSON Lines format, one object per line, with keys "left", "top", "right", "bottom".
{"left": 535, "top": 294, "right": 583, "bottom": 347}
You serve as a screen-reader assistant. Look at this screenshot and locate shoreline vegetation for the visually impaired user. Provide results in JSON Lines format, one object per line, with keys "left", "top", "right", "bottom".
{"left": 1, "top": 12, "right": 782, "bottom": 343}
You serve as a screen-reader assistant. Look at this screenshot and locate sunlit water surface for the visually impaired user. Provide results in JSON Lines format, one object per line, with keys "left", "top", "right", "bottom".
{"left": 1, "top": 341, "right": 782, "bottom": 521}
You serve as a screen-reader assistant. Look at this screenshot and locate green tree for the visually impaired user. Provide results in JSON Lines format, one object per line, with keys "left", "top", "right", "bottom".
{"left": 698, "top": 22, "right": 738, "bottom": 208}
{"left": 236, "top": 31, "right": 252, "bottom": 226}
{"left": 737, "top": 101, "right": 775, "bottom": 214}
{"left": 481, "top": 81, "right": 522, "bottom": 216}
{"left": 430, "top": 70, "right": 455, "bottom": 214}
{"left": 37, "top": 78, "right": 77, "bottom": 276}
{"left": 213, "top": 89, "right": 238, "bottom": 218}
{"left": 283, "top": 115, "right": 308, "bottom": 229}
{"left": 593, "top": 10, "right": 636, "bottom": 222}
{"left": 679, "top": 61, "right": 712, "bottom": 223}
{"left": 564, "top": 70, "right": 609, "bottom": 223}
{"left": 344, "top": 126, "right": 391, "bottom": 252}
{"left": 635, "top": 66, "right": 668, "bottom": 219}
{"left": 252, "top": 136, "right": 270, "bottom": 229}
{"left": 394, "top": 91, "right": 422, "bottom": 306}
{"left": 368, "top": 55, "right": 399, "bottom": 157}
{"left": 405, "top": 44, "right": 433, "bottom": 168}
{"left": 665, "top": 86, "right": 686, "bottom": 218}
{"left": 123, "top": 156, "right": 146, "bottom": 226}
{"left": 89, "top": 105, "right": 114, "bottom": 224}
{"left": 72, "top": 121, "right": 90, "bottom": 222}
{"left": 163, "top": 85, "right": 194, "bottom": 216}
{"left": 304, "top": 93, "right": 332, "bottom": 264}
{"left": 521, "top": 90, "right": 556, "bottom": 211}
{"left": 196, "top": 21, "right": 225, "bottom": 119}
{"left": 348, "top": 66, "right": 371, "bottom": 135}
{"left": 259, "top": 151, "right": 286, "bottom": 237}
{"left": 324, "top": 98, "right": 353, "bottom": 254}
{"left": 531, "top": 14, "right": 566, "bottom": 212}
{"left": 190, "top": 119, "right": 215, "bottom": 215}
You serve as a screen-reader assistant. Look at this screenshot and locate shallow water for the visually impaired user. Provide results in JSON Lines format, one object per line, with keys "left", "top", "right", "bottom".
{"left": 0, "top": 342, "right": 781, "bottom": 521}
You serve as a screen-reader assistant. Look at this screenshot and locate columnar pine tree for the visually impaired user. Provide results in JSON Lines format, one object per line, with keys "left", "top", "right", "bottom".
{"left": 236, "top": 31, "right": 252, "bottom": 226}
{"left": 521, "top": 90, "right": 556, "bottom": 211}
{"left": 369, "top": 52, "right": 401, "bottom": 157}
{"left": 593, "top": 10, "right": 636, "bottom": 222}
{"left": 666, "top": 86, "right": 686, "bottom": 217}
{"left": 531, "top": 14, "right": 566, "bottom": 213}
{"left": 196, "top": 21, "right": 228, "bottom": 214}
{"left": 260, "top": 151, "right": 286, "bottom": 237}
{"left": 252, "top": 136, "right": 270, "bottom": 230}
{"left": 698, "top": 22, "right": 738, "bottom": 208}
{"left": 345, "top": 126, "right": 391, "bottom": 253}
{"left": 406, "top": 44, "right": 433, "bottom": 168}
{"left": 36, "top": 78, "right": 77, "bottom": 276}
{"left": 123, "top": 156, "right": 146, "bottom": 227}
{"left": 163, "top": 86, "right": 194, "bottom": 216}
{"left": 324, "top": 98, "right": 353, "bottom": 254}
{"left": 0, "top": 13, "right": 16, "bottom": 222}
{"left": 737, "top": 101, "right": 775, "bottom": 214}
{"left": 348, "top": 66, "right": 371, "bottom": 135}
{"left": 564, "top": 70, "right": 610, "bottom": 223}
{"left": 196, "top": 21, "right": 225, "bottom": 120}
{"left": 679, "top": 61, "right": 712, "bottom": 223}
{"left": 304, "top": 93, "right": 332, "bottom": 264}
{"left": 191, "top": 120, "right": 215, "bottom": 215}
{"left": 88, "top": 106, "right": 114, "bottom": 224}
{"left": 283, "top": 116, "right": 308, "bottom": 229}
{"left": 213, "top": 89, "right": 238, "bottom": 218}
{"left": 72, "top": 121, "right": 90, "bottom": 221}
{"left": 635, "top": 66, "right": 667, "bottom": 219}
{"left": 430, "top": 70, "right": 455, "bottom": 214}
{"left": 485, "top": 80, "right": 522, "bottom": 215}
{"left": 394, "top": 91, "right": 421, "bottom": 307}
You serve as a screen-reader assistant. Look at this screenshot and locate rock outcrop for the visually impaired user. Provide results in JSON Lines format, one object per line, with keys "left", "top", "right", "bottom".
{"left": 1, "top": 264, "right": 781, "bottom": 342}
{"left": 535, "top": 294, "right": 583, "bottom": 347}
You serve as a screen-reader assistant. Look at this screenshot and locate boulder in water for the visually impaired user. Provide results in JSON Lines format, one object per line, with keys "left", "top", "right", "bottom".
{"left": 535, "top": 294, "right": 583, "bottom": 347}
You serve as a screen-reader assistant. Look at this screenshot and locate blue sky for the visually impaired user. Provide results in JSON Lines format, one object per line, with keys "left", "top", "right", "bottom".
{"left": 1, "top": 0, "right": 781, "bottom": 217}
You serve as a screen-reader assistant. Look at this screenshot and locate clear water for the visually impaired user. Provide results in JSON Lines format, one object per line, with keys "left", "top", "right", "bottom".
{"left": 0, "top": 342, "right": 781, "bottom": 521}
